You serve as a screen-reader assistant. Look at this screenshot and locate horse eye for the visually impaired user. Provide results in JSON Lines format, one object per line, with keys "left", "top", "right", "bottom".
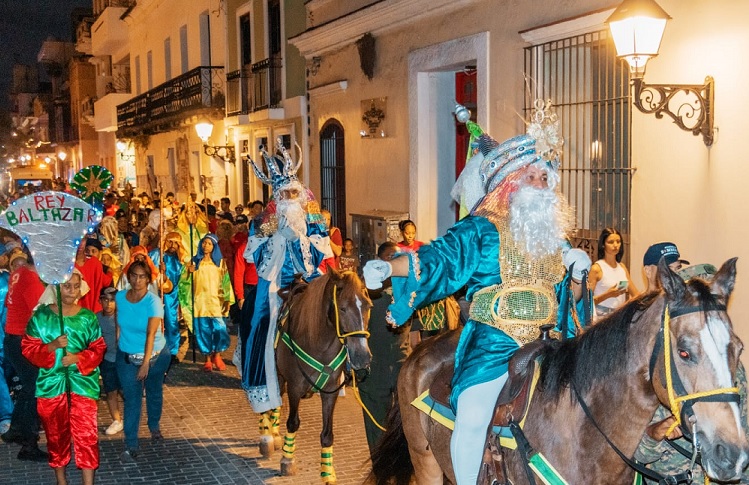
{"left": 678, "top": 349, "right": 690, "bottom": 360}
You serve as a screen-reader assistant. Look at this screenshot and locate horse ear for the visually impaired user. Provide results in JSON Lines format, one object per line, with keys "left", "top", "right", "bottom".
{"left": 711, "top": 257, "right": 738, "bottom": 300}
{"left": 658, "top": 257, "right": 686, "bottom": 302}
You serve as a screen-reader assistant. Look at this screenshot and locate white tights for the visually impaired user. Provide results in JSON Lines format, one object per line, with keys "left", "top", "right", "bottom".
{"left": 450, "top": 373, "right": 508, "bottom": 485}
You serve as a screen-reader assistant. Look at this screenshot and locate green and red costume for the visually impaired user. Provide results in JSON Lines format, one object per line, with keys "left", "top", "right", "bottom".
{"left": 22, "top": 305, "right": 106, "bottom": 469}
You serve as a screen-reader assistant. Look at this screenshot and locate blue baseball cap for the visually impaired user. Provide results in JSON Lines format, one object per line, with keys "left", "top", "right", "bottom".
{"left": 643, "top": 242, "right": 690, "bottom": 267}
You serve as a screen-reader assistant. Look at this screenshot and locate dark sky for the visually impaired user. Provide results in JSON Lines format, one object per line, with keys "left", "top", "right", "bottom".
{"left": 0, "top": 0, "right": 92, "bottom": 108}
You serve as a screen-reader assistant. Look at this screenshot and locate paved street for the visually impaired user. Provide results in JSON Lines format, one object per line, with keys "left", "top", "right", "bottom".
{"left": 0, "top": 335, "right": 373, "bottom": 484}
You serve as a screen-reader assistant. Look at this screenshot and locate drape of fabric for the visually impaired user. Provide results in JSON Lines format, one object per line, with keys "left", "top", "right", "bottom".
{"left": 389, "top": 215, "right": 578, "bottom": 411}
{"left": 240, "top": 220, "right": 331, "bottom": 413}
{"left": 37, "top": 393, "right": 99, "bottom": 469}
{"left": 76, "top": 257, "right": 113, "bottom": 313}
{"left": 179, "top": 258, "right": 233, "bottom": 354}
{"left": 148, "top": 248, "right": 184, "bottom": 356}
{"left": 22, "top": 305, "right": 105, "bottom": 400}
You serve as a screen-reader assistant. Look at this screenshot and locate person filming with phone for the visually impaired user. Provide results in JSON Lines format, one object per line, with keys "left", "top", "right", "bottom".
{"left": 588, "top": 228, "right": 639, "bottom": 322}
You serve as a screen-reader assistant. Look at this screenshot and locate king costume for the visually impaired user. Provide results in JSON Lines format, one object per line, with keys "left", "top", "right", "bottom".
{"left": 241, "top": 139, "right": 333, "bottom": 413}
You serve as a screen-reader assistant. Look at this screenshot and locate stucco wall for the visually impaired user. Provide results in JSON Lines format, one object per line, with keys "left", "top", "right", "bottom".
{"left": 629, "top": 0, "right": 749, "bottom": 355}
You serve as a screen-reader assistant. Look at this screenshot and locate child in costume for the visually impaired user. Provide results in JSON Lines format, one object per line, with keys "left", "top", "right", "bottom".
{"left": 22, "top": 270, "right": 106, "bottom": 485}
{"left": 180, "top": 234, "right": 234, "bottom": 371}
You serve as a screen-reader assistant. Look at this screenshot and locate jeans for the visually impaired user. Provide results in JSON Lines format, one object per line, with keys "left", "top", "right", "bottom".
{"left": 116, "top": 347, "right": 170, "bottom": 450}
{"left": 3, "top": 334, "right": 39, "bottom": 446}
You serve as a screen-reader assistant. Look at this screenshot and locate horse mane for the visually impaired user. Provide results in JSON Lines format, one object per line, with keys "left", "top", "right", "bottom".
{"left": 538, "top": 291, "right": 660, "bottom": 397}
{"left": 539, "top": 276, "right": 728, "bottom": 398}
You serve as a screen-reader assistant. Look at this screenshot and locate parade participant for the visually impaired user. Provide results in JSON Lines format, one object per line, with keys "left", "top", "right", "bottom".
{"left": 588, "top": 227, "right": 639, "bottom": 320}
{"left": 397, "top": 219, "right": 423, "bottom": 252}
{"left": 115, "top": 260, "right": 170, "bottom": 462}
{"left": 338, "top": 238, "right": 360, "bottom": 274}
{"left": 119, "top": 246, "right": 159, "bottom": 293}
{"left": 22, "top": 271, "right": 106, "bottom": 485}
{"left": 97, "top": 287, "right": 123, "bottom": 435}
{"left": 241, "top": 139, "right": 333, "bottom": 418}
{"left": 2, "top": 250, "right": 49, "bottom": 462}
{"left": 99, "top": 216, "right": 130, "bottom": 267}
{"left": 180, "top": 234, "right": 234, "bottom": 372}
{"left": 176, "top": 201, "right": 209, "bottom": 264}
{"left": 0, "top": 244, "right": 13, "bottom": 434}
{"left": 357, "top": 242, "right": 411, "bottom": 454}
{"left": 148, "top": 232, "right": 186, "bottom": 360}
{"left": 321, "top": 209, "right": 342, "bottom": 267}
{"left": 99, "top": 247, "right": 122, "bottom": 287}
{"left": 75, "top": 239, "right": 112, "bottom": 313}
{"left": 363, "top": 101, "right": 585, "bottom": 485}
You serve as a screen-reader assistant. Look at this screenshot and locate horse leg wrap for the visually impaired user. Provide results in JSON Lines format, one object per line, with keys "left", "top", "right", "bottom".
{"left": 270, "top": 407, "right": 281, "bottom": 431}
{"left": 282, "top": 432, "right": 296, "bottom": 459}
{"left": 258, "top": 411, "right": 271, "bottom": 436}
{"left": 320, "top": 446, "right": 336, "bottom": 483}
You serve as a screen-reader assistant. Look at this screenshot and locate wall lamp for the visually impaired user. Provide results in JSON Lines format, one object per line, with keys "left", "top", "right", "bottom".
{"left": 195, "top": 119, "right": 236, "bottom": 163}
{"left": 607, "top": 0, "right": 714, "bottom": 146}
{"left": 116, "top": 140, "right": 135, "bottom": 162}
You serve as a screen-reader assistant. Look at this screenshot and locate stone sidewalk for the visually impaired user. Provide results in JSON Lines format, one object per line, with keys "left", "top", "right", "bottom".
{"left": 0, "top": 345, "right": 374, "bottom": 484}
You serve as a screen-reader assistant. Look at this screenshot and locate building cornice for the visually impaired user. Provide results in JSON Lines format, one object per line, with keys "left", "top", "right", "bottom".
{"left": 309, "top": 80, "right": 348, "bottom": 98}
{"left": 519, "top": 7, "right": 615, "bottom": 45}
{"left": 290, "top": 0, "right": 480, "bottom": 58}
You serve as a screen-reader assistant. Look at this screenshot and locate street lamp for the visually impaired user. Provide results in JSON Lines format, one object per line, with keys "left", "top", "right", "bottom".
{"left": 195, "top": 118, "right": 236, "bottom": 163}
{"left": 116, "top": 140, "right": 135, "bottom": 162}
{"left": 607, "top": 0, "right": 714, "bottom": 146}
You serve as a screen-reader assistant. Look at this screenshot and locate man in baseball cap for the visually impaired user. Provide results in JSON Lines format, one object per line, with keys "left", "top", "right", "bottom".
{"left": 642, "top": 242, "right": 690, "bottom": 292}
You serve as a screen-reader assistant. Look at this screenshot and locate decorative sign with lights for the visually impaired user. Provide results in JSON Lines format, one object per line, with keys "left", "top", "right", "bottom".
{"left": 0, "top": 191, "right": 102, "bottom": 285}
{"left": 70, "top": 165, "right": 114, "bottom": 205}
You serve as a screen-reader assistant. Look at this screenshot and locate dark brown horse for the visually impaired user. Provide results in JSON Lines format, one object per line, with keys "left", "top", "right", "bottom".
{"left": 268, "top": 269, "right": 372, "bottom": 484}
{"left": 371, "top": 259, "right": 748, "bottom": 484}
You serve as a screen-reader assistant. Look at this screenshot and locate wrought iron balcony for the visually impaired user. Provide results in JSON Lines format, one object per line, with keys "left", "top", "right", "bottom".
{"left": 226, "top": 56, "right": 283, "bottom": 116}
{"left": 117, "top": 66, "right": 225, "bottom": 137}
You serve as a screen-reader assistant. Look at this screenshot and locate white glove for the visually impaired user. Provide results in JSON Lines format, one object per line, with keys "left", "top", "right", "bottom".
{"left": 563, "top": 248, "right": 591, "bottom": 282}
{"left": 363, "top": 260, "right": 393, "bottom": 290}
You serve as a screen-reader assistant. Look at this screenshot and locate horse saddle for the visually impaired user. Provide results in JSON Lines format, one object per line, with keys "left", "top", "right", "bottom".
{"left": 278, "top": 274, "right": 309, "bottom": 303}
{"left": 428, "top": 339, "right": 549, "bottom": 428}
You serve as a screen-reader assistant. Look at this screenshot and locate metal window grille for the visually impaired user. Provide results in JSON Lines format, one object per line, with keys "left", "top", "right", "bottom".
{"left": 320, "top": 120, "right": 346, "bottom": 236}
{"left": 524, "top": 30, "right": 633, "bottom": 263}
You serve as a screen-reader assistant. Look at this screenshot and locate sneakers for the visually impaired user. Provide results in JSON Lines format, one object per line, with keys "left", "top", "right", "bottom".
{"left": 120, "top": 449, "right": 137, "bottom": 462}
{"left": 212, "top": 353, "right": 226, "bottom": 371}
{"left": 17, "top": 445, "right": 48, "bottom": 462}
{"left": 105, "top": 420, "right": 123, "bottom": 435}
{"left": 151, "top": 430, "right": 164, "bottom": 442}
{"left": 0, "top": 420, "right": 12, "bottom": 436}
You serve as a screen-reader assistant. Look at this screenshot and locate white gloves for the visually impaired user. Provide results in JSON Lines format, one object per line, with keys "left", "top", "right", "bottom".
{"left": 563, "top": 248, "right": 591, "bottom": 282}
{"left": 363, "top": 260, "right": 393, "bottom": 290}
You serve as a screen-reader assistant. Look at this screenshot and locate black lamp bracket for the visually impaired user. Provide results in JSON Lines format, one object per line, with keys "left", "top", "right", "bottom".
{"left": 203, "top": 144, "right": 236, "bottom": 163}
{"left": 632, "top": 75, "right": 714, "bottom": 146}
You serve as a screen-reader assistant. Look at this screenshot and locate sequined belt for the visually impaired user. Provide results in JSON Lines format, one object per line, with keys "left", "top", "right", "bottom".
{"left": 468, "top": 283, "right": 558, "bottom": 345}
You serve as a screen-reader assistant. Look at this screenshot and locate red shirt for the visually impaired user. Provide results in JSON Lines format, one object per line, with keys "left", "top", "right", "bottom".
{"left": 76, "top": 257, "right": 113, "bottom": 313}
{"left": 397, "top": 240, "right": 424, "bottom": 252}
{"left": 233, "top": 240, "right": 258, "bottom": 300}
{"left": 5, "top": 265, "right": 46, "bottom": 335}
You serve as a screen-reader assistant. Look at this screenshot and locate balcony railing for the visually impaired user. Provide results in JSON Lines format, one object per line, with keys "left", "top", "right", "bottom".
{"left": 226, "top": 56, "right": 283, "bottom": 116}
{"left": 117, "top": 66, "right": 225, "bottom": 137}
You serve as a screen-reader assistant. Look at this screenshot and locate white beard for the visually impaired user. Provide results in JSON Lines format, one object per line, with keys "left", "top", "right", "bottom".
{"left": 276, "top": 199, "right": 307, "bottom": 240}
{"left": 509, "top": 186, "right": 573, "bottom": 258}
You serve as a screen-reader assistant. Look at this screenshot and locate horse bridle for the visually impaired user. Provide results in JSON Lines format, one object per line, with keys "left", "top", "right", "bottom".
{"left": 570, "top": 303, "right": 740, "bottom": 485}
{"left": 330, "top": 284, "right": 370, "bottom": 344}
{"left": 649, "top": 304, "right": 740, "bottom": 437}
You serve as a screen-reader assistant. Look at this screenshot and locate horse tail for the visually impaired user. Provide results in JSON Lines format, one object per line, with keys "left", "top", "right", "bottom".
{"left": 367, "top": 389, "right": 414, "bottom": 485}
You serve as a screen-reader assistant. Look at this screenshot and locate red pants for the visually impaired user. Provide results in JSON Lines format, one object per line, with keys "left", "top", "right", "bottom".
{"left": 37, "top": 393, "right": 99, "bottom": 469}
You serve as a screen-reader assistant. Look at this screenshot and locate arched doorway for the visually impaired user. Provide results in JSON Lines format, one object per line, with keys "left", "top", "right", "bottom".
{"left": 319, "top": 119, "right": 346, "bottom": 234}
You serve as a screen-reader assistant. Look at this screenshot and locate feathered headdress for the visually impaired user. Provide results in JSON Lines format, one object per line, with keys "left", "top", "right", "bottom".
{"left": 246, "top": 138, "right": 303, "bottom": 196}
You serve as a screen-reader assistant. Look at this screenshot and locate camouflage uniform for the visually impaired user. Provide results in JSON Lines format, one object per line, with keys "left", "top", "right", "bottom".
{"left": 634, "top": 363, "right": 749, "bottom": 483}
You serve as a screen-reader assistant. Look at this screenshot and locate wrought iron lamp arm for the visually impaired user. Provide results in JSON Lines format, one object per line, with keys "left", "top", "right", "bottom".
{"left": 203, "top": 144, "right": 236, "bottom": 164}
{"left": 631, "top": 76, "right": 714, "bottom": 146}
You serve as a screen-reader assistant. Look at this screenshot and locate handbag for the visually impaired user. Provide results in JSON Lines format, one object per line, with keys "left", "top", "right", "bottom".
{"left": 125, "top": 350, "right": 161, "bottom": 366}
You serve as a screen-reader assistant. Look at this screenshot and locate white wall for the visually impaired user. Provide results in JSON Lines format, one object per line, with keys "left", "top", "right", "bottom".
{"left": 630, "top": 0, "right": 749, "bottom": 357}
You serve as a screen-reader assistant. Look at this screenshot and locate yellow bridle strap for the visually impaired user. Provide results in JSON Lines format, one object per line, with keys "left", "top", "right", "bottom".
{"left": 332, "top": 284, "right": 370, "bottom": 343}
{"left": 662, "top": 305, "right": 739, "bottom": 436}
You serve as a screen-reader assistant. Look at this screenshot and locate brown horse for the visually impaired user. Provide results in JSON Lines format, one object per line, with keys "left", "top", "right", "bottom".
{"left": 268, "top": 269, "right": 372, "bottom": 484}
{"left": 371, "top": 258, "right": 748, "bottom": 484}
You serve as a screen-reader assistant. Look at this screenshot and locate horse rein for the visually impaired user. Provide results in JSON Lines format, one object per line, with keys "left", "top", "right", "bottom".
{"left": 570, "top": 303, "right": 738, "bottom": 485}
{"left": 331, "top": 284, "right": 370, "bottom": 343}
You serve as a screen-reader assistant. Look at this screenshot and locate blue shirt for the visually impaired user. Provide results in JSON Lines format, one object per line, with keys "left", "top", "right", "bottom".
{"left": 115, "top": 290, "right": 165, "bottom": 355}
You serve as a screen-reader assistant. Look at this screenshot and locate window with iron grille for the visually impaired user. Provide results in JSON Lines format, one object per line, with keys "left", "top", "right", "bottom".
{"left": 524, "top": 30, "right": 633, "bottom": 264}
{"left": 320, "top": 120, "right": 346, "bottom": 236}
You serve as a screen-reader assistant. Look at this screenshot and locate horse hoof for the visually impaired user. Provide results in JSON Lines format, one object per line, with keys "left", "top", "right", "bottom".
{"left": 273, "top": 434, "right": 283, "bottom": 450}
{"left": 280, "top": 457, "right": 297, "bottom": 476}
{"left": 259, "top": 436, "right": 274, "bottom": 458}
